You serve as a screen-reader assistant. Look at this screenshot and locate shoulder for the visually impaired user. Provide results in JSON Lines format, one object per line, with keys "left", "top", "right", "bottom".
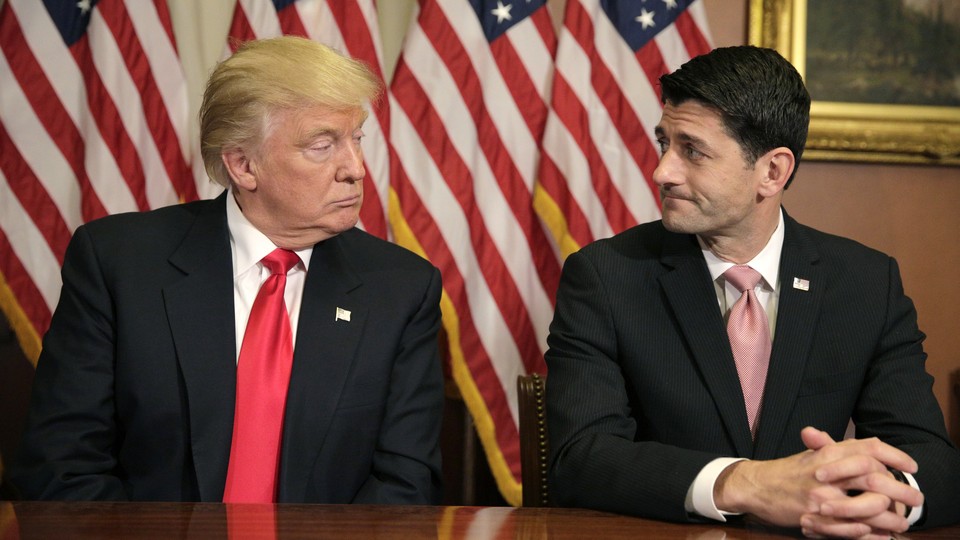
{"left": 573, "top": 220, "right": 678, "bottom": 265}
{"left": 78, "top": 198, "right": 216, "bottom": 241}
{"left": 786, "top": 217, "right": 892, "bottom": 266}
{"left": 333, "top": 228, "right": 439, "bottom": 277}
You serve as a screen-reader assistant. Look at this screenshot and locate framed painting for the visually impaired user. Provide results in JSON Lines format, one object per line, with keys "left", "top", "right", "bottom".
{"left": 749, "top": 0, "right": 960, "bottom": 165}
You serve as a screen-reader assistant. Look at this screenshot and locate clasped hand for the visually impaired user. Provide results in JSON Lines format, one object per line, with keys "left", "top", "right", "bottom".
{"left": 714, "top": 426, "right": 923, "bottom": 539}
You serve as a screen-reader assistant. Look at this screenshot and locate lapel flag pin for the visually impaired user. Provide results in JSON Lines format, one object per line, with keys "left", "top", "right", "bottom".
{"left": 792, "top": 277, "right": 810, "bottom": 291}
{"left": 335, "top": 307, "right": 351, "bottom": 322}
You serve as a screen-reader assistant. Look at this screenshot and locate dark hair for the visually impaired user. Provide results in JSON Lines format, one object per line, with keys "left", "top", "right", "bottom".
{"left": 659, "top": 46, "right": 810, "bottom": 188}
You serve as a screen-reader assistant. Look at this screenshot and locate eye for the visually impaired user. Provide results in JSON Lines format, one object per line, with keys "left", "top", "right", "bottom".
{"left": 656, "top": 138, "right": 668, "bottom": 156}
{"left": 305, "top": 136, "right": 334, "bottom": 154}
{"left": 684, "top": 145, "right": 705, "bottom": 160}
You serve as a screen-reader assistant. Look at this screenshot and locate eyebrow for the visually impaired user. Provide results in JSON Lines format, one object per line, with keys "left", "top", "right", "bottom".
{"left": 300, "top": 110, "right": 370, "bottom": 142}
{"left": 656, "top": 124, "right": 711, "bottom": 148}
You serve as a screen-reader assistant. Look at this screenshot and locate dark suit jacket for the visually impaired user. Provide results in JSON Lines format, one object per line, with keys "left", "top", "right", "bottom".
{"left": 545, "top": 211, "right": 960, "bottom": 528}
{"left": 13, "top": 193, "right": 444, "bottom": 504}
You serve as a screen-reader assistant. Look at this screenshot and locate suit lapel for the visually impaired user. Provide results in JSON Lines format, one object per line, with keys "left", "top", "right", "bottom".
{"left": 163, "top": 194, "right": 237, "bottom": 501}
{"left": 278, "top": 233, "right": 367, "bottom": 501}
{"left": 659, "top": 232, "right": 755, "bottom": 457}
{"left": 754, "top": 214, "right": 824, "bottom": 459}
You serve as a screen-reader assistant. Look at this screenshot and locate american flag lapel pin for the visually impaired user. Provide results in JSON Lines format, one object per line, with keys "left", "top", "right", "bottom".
{"left": 792, "top": 277, "right": 810, "bottom": 291}
{"left": 335, "top": 307, "right": 351, "bottom": 322}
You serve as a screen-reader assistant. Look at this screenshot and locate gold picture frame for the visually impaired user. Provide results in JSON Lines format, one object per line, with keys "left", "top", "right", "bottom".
{"left": 748, "top": 0, "right": 960, "bottom": 165}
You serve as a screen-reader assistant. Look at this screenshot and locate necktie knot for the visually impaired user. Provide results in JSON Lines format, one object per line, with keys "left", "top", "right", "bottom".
{"left": 724, "top": 265, "right": 762, "bottom": 293}
{"left": 261, "top": 248, "right": 300, "bottom": 276}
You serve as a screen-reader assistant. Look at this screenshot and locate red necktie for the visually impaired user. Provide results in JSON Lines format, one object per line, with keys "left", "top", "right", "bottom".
{"left": 724, "top": 265, "right": 771, "bottom": 438}
{"left": 223, "top": 248, "right": 301, "bottom": 503}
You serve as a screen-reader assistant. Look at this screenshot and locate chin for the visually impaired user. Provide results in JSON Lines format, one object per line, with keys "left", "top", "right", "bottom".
{"left": 332, "top": 215, "right": 360, "bottom": 233}
{"left": 661, "top": 214, "right": 706, "bottom": 236}
{"left": 661, "top": 212, "right": 687, "bottom": 233}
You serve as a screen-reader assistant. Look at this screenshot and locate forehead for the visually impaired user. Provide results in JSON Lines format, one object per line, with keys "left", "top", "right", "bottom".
{"left": 656, "top": 100, "right": 728, "bottom": 139}
{"left": 265, "top": 105, "right": 368, "bottom": 141}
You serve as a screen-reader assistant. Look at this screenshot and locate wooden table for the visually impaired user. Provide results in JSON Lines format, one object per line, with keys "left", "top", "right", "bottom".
{"left": 2, "top": 502, "right": 959, "bottom": 539}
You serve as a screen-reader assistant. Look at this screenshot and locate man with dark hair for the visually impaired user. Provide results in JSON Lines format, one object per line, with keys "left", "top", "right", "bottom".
{"left": 546, "top": 46, "right": 960, "bottom": 537}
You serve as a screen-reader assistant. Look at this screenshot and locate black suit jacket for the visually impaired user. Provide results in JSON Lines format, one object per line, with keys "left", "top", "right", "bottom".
{"left": 13, "top": 193, "right": 444, "bottom": 504}
{"left": 545, "top": 211, "right": 960, "bottom": 528}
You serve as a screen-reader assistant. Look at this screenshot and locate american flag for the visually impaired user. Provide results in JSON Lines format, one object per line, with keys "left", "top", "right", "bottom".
{"left": 0, "top": 0, "right": 200, "bottom": 363}
{"left": 224, "top": 0, "right": 392, "bottom": 240}
{"left": 537, "top": 0, "right": 713, "bottom": 257}
{"left": 390, "top": 0, "right": 559, "bottom": 505}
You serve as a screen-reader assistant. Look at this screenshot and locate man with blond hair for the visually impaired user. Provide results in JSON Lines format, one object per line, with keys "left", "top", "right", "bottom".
{"left": 14, "top": 37, "right": 444, "bottom": 504}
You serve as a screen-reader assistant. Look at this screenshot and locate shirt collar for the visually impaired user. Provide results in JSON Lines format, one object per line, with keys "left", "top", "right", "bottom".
{"left": 226, "top": 189, "right": 312, "bottom": 277}
{"left": 700, "top": 209, "right": 785, "bottom": 291}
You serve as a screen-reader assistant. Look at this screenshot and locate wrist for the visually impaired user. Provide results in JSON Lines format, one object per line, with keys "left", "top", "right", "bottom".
{"left": 714, "top": 460, "right": 751, "bottom": 514}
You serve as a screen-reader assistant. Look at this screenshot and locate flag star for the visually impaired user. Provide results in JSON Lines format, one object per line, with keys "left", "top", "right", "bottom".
{"left": 663, "top": 0, "right": 678, "bottom": 9}
{"left": 77, "top": 0, "right": 92, "bottom": 14}
{"left": 491, "top": 1, "right": 513, "bottom": 23}
{"left": 636, "top": 8, "right": 656, "bottom": 29}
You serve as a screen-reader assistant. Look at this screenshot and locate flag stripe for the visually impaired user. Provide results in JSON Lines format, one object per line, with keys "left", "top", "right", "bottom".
{"left": 0, "top": 167, "right": 60, "bottom": 339}
{"left": 0, "top": 0, "right": 200, "bottom": 359}
{"left": 413, "top": 4, "right": 555, "bottom": 355}
{"left": 536, "top": 0, "right": 712, "bottom": 252}
{"left": 74, "top": 27, "right": 154, "bottom": 213}
{"left": 390, "top": 0, "right": 565, "bottom": 504}
{"left": 110, "top": 0, "right": 197, "bottom": 202}
{"left": 392, "top": 67, "right": 532, "bottom": 375}
{"left": 0, "top": 5, "right": 111, "bottom": 223}
{"left": 0, "top": 123, "right": 71, "bottom": 266}
{"left": 389, "top": 104, "right": 522, "bottom": 491}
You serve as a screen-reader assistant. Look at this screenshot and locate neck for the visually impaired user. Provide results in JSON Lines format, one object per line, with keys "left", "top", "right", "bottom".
{"left": 701, "top": 207, "right": 780, "bottom": 265}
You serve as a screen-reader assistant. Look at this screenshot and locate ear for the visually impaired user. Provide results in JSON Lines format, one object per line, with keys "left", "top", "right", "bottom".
{"left": 757, "top": 146, "right": 794, "bottom": 198}
{"left": 221, "top": 148, "right": 257, "bottom": 192}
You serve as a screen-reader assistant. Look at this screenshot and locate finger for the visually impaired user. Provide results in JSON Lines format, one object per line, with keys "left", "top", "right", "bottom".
{"left": 855, "top": 471, "right": 923, "bottom": 509}
{"left": 801, "top": 426, "right": 836, "bottom": 451}
{"left": 846, "top": 438, "right": 917, "bottom": 474}
{"left": 801, "top": 512, "right": 903, "bottom": 540}
{"left": 814, "top": 437, "right": 918, "bottom": 476}
{"left": 817, "top": 468, "right": 923, "bottom": 510}
{"left": 819, "top": 493, "right": 910, "bottom": 534}
{"left": 800, "top": 513, "right": 872, "bottom": 539}
{"left": 820, "top": 491, "right": 891, "bottom": 519}
{"left": 814, "top": 454, "right": 887, "bottom": 483}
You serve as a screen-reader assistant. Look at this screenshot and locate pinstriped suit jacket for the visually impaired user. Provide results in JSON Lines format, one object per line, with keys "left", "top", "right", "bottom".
{"left": 545, "top": 210, "right": 960, "bottom": 528}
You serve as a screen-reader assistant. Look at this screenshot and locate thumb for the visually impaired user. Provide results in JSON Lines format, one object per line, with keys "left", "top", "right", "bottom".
{"left": 801, "top": 426, "right": 836, "bottom": 451}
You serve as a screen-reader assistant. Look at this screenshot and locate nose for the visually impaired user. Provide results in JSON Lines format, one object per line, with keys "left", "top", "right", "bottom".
{"left": 652, "top": 148, "right": 678, "bottom": 189}
{"left": 336, "top": 141, "right": 365, "bottom": 183}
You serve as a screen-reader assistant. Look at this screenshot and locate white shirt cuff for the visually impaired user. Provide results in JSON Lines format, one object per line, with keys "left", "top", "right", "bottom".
{"left": 684, "top": 457, "right": 746, "bottom": 521}
{"left": 902, "top": 472, "right": 923, "bottom": 526}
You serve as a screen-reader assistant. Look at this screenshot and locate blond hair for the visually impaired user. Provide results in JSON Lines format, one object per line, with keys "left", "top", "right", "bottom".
{"left": 199, "top": 36, "right": 383, "bottom": 187}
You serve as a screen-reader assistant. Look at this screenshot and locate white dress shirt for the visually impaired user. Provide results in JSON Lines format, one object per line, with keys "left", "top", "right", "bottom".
{"left": 226, "top": 189, "right": 313, "bottom": 362}
{"left": 682, "top": 210, "right": 922, "bottom": 524}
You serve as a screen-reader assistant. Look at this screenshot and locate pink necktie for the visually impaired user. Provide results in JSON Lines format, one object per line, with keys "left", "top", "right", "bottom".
{"left": 223, "top": 248, "right": 301, "bottom": 503}
{"left": 724, "top": 265, "right": 771, "bottom": 438}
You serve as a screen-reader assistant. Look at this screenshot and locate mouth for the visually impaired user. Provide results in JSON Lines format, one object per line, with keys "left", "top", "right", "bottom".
{"left": 660, "top": 191, "right": 690, "bottom": 202}
{"left": 332, "top": 194, "right": 362, "bottom": 208}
